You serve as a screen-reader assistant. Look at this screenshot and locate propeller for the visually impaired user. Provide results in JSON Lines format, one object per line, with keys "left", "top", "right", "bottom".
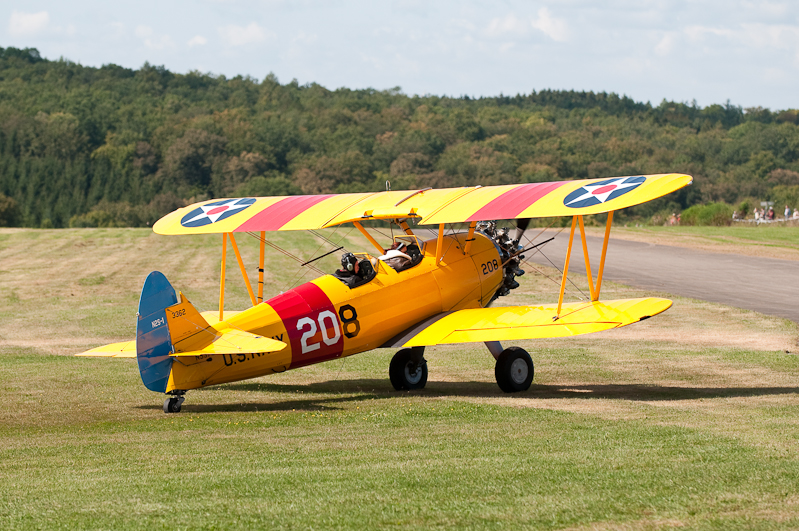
{"left": 513, "top": 218, "right": 530, "bottom": 245}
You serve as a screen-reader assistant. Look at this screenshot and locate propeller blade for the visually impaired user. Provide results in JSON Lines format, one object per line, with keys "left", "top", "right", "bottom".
{"left": 514, "top": 218, "right": 530, "bottom": 242}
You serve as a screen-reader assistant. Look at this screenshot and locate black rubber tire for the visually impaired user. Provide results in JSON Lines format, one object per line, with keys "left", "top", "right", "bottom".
{"left": 163, "top": 397, "right": 182, "bottom": 413}
{"left": 495, "top": 347, "right": 534, "bottom": 393}
{"left": 389, "top": 349, "right": 428, "bottom": 390}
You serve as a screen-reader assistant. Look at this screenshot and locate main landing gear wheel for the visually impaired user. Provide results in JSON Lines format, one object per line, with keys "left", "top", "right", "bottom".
{"left": 495, "top": 347, "right": 534, "bottom": 393}
{"left": 389, "top": 348, "right": 428, "bottom": 390}
{"left": 163, "top": 395, "right": 185, "bottom": 413}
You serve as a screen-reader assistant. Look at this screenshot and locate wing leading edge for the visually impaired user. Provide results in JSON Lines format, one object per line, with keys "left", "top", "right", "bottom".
{"left": 153, "top": 173, "right": 692, "bottom": 235}
{"left": 382, "top": 297, "right": 672, "bottom": 348}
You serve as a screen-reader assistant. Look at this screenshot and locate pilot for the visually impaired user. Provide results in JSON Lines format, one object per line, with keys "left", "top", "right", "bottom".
{"left": 337, "top": 252, "right": 361, "bottom": 278}
{"left": 380, "top": 242, "right": 412, "bottom": 271}
{"left": 336, "top": 251, "right": 375, "bottom": 287}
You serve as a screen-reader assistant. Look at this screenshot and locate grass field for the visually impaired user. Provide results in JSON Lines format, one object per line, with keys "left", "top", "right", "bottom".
{"left": 1, "top": 227, "right": 798, "bottom": 530}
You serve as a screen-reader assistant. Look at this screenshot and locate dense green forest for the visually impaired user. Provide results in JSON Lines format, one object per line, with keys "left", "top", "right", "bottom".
{"left": 0, "top": 46, "right": 798, "bottom": 228}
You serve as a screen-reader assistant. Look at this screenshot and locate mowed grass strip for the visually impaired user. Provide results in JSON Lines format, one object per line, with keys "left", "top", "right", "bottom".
{"left": 1, "top": 228, "right": 799, "bottom": 529}
{"left": 2, "top": 350, "right": 799, "bottom": 531}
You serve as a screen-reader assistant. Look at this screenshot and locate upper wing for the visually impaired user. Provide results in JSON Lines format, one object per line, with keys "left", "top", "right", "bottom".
{"left": 382, "top": 297, "right": 672, "bottom": 348}
{"left": 153, "top": 173, "right": 691, "bottom": 235}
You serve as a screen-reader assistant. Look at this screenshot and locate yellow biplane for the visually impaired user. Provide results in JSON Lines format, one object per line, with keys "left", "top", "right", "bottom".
{"left": 78, "top": 173, "right": 691, "bottom": 413}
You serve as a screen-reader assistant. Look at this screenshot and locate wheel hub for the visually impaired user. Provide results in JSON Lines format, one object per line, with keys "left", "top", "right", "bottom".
{"left": 405, "top": 362, "right": 423, "bottom": 385}
{"left": 510, "top": 358, "right": 528, "bottom": 384}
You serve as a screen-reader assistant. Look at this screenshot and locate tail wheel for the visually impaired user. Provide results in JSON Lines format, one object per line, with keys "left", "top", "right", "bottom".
{"left": 163, "top": 396, "right": 185, "bottom": 413}
{"left": 389, "top": 348, "right": 428, "bottom": 390}
{"left": 495, "top": 347, "right": 534, "bottom": 393}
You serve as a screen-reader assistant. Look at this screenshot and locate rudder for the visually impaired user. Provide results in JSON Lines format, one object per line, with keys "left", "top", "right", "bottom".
{"left": 136, "top": 271, "right": 178, "bottom": 393}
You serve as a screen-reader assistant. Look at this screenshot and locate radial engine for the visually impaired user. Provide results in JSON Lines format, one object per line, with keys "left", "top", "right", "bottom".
{"left": 476, "top": 220, "right": 526, "bottom": 301}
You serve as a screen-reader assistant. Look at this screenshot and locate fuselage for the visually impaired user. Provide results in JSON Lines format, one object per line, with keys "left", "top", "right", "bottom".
{"left": 165, "top": 231, "right": 504, "bottom": 392}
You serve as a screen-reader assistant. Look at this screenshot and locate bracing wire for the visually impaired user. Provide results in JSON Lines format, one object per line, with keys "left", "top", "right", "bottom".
{"left": 309, "top": 229, "right": 347, "bottom": 249}
{"left": 371, "top": 226, "right": 393, "bottom": 242}
{"left": 517, "top": 221, "right": 589, "bottom": 300}
{"left": 287, "top": 225, "right": 357, "bottom": 290}
{"left": 285, "top": 226, "right": 352, "bottom": 290}
{"left": 332, "top": 356, "right": 347, "bottom": 382}
{"left": 244, "top": 232, "right": 327, "bottom": 295}
{"left": 245, "top": 231, "right": 325, "bottom": 275}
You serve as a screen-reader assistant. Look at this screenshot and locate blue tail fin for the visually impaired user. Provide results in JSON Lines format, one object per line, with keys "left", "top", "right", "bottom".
{"left": 136, "top": 271, "right": 178, "bottom": 393}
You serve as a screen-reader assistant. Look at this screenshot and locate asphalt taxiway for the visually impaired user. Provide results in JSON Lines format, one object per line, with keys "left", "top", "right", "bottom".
{"left": 526, "top": 233, "right": 799, "bottom": 323}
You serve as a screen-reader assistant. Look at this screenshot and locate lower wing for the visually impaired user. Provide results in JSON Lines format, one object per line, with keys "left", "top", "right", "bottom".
{"left": 383, "top": 298, "right": 671, "bottom": 347}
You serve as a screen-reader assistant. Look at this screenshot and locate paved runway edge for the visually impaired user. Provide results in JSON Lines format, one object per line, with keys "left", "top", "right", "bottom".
{"left": 527, "top": 235, "right": 799, "bottom": 324}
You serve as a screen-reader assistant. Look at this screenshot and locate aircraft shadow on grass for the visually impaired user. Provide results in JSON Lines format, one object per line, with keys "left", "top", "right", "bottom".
{"left": 135, "top": 379, "right": 799, "bottom": 413}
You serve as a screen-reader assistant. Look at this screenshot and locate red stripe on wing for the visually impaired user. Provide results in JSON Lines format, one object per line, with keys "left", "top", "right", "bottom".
{"left": 467, "top": 182, "right": 567, "bottom": 222}
{"left": 236, "top": 195, "right": 332, "bottom": 231}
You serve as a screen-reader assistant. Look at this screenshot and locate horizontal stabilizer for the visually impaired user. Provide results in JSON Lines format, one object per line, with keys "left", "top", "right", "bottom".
{"left": 397, "top": 297, "right": 672, "bottom": 347}
{"left": 76, "top": 340, "right": 136, "bottom": 358}
{"left": 199, "top": 310, "right": 241, "bottom": 325}
{"left": 165, "top": 292, "right": 286, "bottom": 356}
{"left": 169, "top": 328, "right": 286, "bottom": 357}
{"left": 76, "top": 332, "right": 285, "bottom": 358}
{"left": 75, "top": 294, "right": 283, "bottom": 358}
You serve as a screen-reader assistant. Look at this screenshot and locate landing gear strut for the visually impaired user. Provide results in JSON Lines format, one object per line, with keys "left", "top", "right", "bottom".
{"left": 163, "top": 391, "right": 186, "bottom": 413}
{"left": 389, "top": 347, "right": 428, "bottom": 390}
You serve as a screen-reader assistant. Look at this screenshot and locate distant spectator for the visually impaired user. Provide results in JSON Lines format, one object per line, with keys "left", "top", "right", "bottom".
{"left": 754, "top": 208, "right": 761, "bottom": 221}
{"left": 793, "top": 209, "right": 799, "bottom": 220}
{"left": 669, "top": 213, "right": 677, "bottom": 225}
{"left": 732, "top": 210, "right": 739, "bottom": 220}
{"left": 767, "top": 207, "right": 776, "bottom": 220}
{"left": 786, "top": 205, "right": 791, "bottom": 220}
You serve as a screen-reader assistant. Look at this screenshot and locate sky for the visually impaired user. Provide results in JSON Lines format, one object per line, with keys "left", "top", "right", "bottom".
{"left": 2, "top": 0, "right": 798, "bottom": 110}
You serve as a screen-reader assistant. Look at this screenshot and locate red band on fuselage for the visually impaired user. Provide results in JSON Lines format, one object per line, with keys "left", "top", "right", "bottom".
{"left": 236, "top": 195, "right": 332, "bottom": 231}
{"left": 467, "top": 181, "right": 567, "bottom": 222}
{"left": 267, "top": 282, "right": 343, "bottom": 369}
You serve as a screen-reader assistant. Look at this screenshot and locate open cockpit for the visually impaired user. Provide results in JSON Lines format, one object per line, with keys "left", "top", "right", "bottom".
{"left": 332, "top": 234, "right": 427, "bottom": 288}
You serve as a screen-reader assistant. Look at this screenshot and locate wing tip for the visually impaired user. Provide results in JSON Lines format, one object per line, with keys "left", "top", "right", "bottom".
{"left": 75, "top": 340, "right": 137, "bottom": 358}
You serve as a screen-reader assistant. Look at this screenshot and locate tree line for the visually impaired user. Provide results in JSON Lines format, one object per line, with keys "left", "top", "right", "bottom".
{"left": 0, "top": 46, "right": 797, "bottom": 228}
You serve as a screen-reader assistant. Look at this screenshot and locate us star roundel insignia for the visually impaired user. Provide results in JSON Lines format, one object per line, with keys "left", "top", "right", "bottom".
{"left": 563, "top": 176, "right": 647, "bottom": 209}
{"left": 180, "top": 198, "right": 257, "bottom": 228}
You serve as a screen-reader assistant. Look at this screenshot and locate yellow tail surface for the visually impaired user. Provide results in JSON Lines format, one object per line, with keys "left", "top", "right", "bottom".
{"left": 77, "top": 293, "right": 285, "bottom": 358}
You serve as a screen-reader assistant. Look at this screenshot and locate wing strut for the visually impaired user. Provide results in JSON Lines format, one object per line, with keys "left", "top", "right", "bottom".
{"left": 435, "top": 223, "right": 445, "bottom": 264}
{"left": 219, "top": 233, "right": 227, "bottom": 321}
{"left": 577, "top": 215, "right": 596, "bottom": 300}
{"left": 218, "top": 232, "right": 258, "bottom": 321}
{"left": 463, "top": 221, "right": 477, "bottom": 255}
{"left": 229, "top": 233, "right": 257, "bottom": 306}
{"left": 398, "top": 219, "right": 415, "bottom": 236}
{"left": 595, "top": 211, "right": 613, "bottom": 300}
{"left": 353, "top": 221, "right": 385, "bottom": 255}
{"left": 555, "top": 216, "right": 577, "bottom": 317}
{"left": 257, "top": 231, "right": 265, "bottom": 303}
{"left": 554, "top": 212, "right": 615, "bottom": 318}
